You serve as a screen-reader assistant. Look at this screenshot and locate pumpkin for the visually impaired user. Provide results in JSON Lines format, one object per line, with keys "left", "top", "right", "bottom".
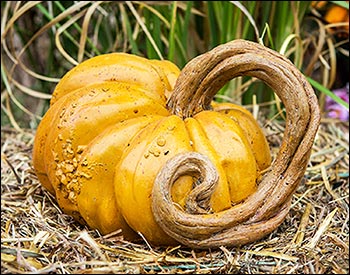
{"left": 32, "top": 39, "right": 320, "bottom": 248}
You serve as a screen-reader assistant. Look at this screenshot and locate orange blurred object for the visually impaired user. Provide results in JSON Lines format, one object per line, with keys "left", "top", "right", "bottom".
{"left": 324, "top": 5, "right": 349, "bottom": 24}
{"left": 312, "top": 1, "right": 349, "bottom": 36}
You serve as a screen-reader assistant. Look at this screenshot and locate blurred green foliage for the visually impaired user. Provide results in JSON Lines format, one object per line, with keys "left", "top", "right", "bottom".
{"left": 1, "top": 1, "right": 349, "bottom": 129}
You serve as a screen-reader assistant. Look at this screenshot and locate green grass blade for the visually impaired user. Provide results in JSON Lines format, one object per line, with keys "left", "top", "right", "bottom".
{"left": 120, "top": 4, "right": 140, "bottom": 55}
{"left": 307, "top": 77, "right": 349, "bottom": 109}
{"left": 168, "top": 2, "right": 177, "bottom": 62}
{"left": 331, "top": 1, "right": 349, "bottom": 9}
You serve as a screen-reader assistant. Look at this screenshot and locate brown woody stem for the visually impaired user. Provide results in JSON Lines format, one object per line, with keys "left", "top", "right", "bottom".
{"left": 152, "top": 39, "right": 320, "bottom": 248}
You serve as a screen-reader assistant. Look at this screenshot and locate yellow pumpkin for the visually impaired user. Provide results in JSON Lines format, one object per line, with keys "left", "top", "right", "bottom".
{"left": 33, "top": 39, "right": 320, "bottom": 248}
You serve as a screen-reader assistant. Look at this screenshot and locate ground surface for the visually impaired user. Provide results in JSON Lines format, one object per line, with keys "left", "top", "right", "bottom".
{"left": 1, "top": 119, "right": 349, "bottom": 274}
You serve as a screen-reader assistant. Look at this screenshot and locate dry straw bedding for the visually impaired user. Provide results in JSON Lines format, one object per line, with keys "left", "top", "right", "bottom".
{"left": 1, "top": 118, "right": 349, "bottom": 274}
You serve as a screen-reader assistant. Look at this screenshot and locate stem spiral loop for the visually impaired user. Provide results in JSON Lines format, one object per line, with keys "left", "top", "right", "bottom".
{"left": 152, "top": 39, "right": 320, "bottom": 248}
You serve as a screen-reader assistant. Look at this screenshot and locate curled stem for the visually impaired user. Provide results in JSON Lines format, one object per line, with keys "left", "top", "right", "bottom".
{"left": 152, "top": 39, "right": 320, "bottom": 248}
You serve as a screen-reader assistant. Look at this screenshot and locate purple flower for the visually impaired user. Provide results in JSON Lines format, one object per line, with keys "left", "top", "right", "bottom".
{"left": 325, "top": 83, "right": 349, "bottom": 121}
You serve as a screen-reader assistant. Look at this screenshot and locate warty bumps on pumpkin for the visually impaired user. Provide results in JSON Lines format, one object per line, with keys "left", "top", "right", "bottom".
{"left": 32, "top": 41, "right": 272, "bottom": 246}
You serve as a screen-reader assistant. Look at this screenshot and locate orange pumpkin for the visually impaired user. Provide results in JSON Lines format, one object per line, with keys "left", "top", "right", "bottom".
{"left": 32, "top": 39, "right": 320, "bottom": 248}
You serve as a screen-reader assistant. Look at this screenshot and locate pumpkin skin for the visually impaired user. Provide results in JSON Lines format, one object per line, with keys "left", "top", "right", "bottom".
{"left": 32, "top": 51, "right": 271, "bottom": 245}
